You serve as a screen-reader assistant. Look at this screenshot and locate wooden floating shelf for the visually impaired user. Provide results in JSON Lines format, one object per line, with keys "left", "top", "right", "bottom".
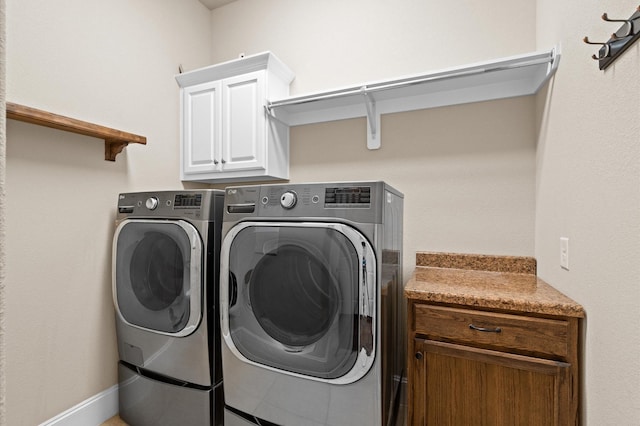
{"left": 6, "top": 102, "right": 147, "bottom": 161}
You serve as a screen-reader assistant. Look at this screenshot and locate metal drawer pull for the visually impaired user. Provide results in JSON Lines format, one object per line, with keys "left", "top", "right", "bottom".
{"left": 469, "top": 324, "right": 502, "bottom": 333}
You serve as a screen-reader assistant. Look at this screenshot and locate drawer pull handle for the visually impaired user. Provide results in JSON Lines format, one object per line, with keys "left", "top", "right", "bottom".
{"left": 469, "top": 324, "right": 502, "bottom": 333}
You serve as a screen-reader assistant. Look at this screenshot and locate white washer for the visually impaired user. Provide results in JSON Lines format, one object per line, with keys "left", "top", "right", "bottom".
{"left": 220, "top": 182, "right": 404, "bottom": 426}
{"left": 113, "top": 190, "right": 225, "bottom": 426}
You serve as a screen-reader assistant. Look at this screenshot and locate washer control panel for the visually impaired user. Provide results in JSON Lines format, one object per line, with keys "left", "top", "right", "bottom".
{"left": 116, "top": 190, "right": 220, "bottom": 219}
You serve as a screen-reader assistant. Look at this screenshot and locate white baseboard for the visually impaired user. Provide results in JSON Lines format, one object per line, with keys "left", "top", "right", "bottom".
{"left": 39, "top": 384, "right": 118, "bottom": 426}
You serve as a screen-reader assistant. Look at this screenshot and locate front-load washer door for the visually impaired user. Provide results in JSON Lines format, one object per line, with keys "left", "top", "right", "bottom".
{"left": 221, "top": 222, "right": 376, "bottom": 384}
{"left": 113, "top": 219, "right": 203, "bottom": 337}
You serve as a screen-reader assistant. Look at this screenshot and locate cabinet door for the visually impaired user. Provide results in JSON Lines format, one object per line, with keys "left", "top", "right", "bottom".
{"left": 220, "top": 71, "right": 266, "bottom": 172}
{"left": 410, "top": 339, "right": 572, "bottom": 426}
{"left": 182, "top": 81, "right": 222, "bottom": 175}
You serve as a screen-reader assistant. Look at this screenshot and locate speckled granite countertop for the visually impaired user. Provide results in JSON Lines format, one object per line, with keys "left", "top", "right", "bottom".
{"left": 405, "top": 252, "right": 584, "bottom": 318}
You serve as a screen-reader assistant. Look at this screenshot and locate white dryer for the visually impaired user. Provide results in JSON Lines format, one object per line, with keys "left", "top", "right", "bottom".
{"left": 113, "top": 190, "right": 224, "bottom": 426}
{"left": 220, "top": 182, "right": 404, "bottom": 426}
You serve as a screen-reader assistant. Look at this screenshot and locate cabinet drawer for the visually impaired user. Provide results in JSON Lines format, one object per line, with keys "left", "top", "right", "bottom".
{"left": 413, "top": 304, "right": 569, "bottom": 358}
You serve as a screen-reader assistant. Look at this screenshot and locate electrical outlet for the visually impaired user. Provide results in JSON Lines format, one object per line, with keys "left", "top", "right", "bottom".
{"left": 560, "top": 237, "right": 569, "bottom": 270}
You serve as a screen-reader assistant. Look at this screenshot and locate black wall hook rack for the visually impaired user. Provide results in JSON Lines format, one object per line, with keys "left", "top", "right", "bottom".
{"left": 584, "top": 6, "right": 640, "bottom": 70}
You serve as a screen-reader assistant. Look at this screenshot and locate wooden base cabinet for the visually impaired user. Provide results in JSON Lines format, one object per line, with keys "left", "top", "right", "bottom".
{"left": 408, "top": 303, "right": 580, "bottom": 426}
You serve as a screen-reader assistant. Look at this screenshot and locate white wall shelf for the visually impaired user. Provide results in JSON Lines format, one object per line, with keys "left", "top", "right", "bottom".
{"left": 267, "top": 46, "right": 560, "bottom": 149}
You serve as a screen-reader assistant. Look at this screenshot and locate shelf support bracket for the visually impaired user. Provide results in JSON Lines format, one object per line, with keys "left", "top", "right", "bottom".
{"left": 362, "top": 88, "right": 380, "bottom": 150}
{"left": 105, "top": 139, "right": 129, "bottom": 162}
{"left": 264, "top": 105, "right": 289, "bottom": 127}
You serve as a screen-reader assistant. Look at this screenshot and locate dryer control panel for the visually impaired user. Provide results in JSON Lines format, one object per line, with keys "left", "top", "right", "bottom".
{"left": 259, "top": 185, "right": 371, "bottom": 210}
{"left": 223, "top": 182, "right": 398, "bottom": 224}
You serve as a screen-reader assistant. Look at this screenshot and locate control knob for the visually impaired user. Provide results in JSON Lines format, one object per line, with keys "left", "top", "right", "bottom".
{"left": 280, "top": 191, "right": 297, "bottom": 209}
{"left": 145, "top": 197, "right": 159, "bottom": 210}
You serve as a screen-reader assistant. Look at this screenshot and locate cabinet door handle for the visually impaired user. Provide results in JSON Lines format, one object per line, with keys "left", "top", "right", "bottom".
{"left": 415, "top": 352, "right": 423, "bottom": 360}
{"left": 221, "top": 158, "right": 226, "bottom": 164}
{"left": 213, "top": 159, "right": 219, "bottom": 165}
{"left": 469, "top": 324, "right": 502, "bottom": 333}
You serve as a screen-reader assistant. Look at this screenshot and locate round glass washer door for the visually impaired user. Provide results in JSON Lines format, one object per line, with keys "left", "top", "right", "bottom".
{"left": 113, "top": 219, "right": 203, "bottom": 337}
{"left": 221, "top": 222, "right": 376, "bottom": 383}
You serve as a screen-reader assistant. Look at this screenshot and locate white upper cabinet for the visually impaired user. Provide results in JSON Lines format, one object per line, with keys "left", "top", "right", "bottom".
{"left": 176, "top": 52, "right": 294, "bottom": 183}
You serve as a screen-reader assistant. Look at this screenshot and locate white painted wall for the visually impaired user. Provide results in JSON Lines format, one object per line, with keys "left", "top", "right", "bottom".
{"left": 210, "top": 0, "right": 537, "bottom": 95}
{"left": 536, "top": 0, "right": 640, "bottom": 424}
{"left": 4, "top": 1, "right": 211, "bottom": 424}
{"left": 209, "top": 0, "right": 539, "bottom": 283}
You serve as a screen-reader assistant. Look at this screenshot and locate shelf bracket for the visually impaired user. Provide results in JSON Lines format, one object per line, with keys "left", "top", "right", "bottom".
{"left": 361, "top": 88, "right": 380, "bottom": 150}
{"left": 105, "top": 139, "right": 129, "bottom": 161}
{"left": 264, "top": 105, "right": 289, "bottom": 127}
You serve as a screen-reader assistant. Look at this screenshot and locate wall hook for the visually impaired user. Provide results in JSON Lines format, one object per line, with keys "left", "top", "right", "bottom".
{"left": 602, "top": 11, "right": 636, "bottom": 39}
{"left": 601, "top": 12, "right": 630, "bottom": 23}
{"left": 583, "top": 36, "right": 608, "bottom": 45}
{"left": 587, "top": 5, "right": 640, "bottom": 69}
{"left": 583, "top": 36, "right": 610, "bottom": 59}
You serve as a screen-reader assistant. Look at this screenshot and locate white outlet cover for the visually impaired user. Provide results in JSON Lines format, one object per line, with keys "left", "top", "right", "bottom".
{"left": 560, "top": 237, "right": 569, "bottom": 270}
